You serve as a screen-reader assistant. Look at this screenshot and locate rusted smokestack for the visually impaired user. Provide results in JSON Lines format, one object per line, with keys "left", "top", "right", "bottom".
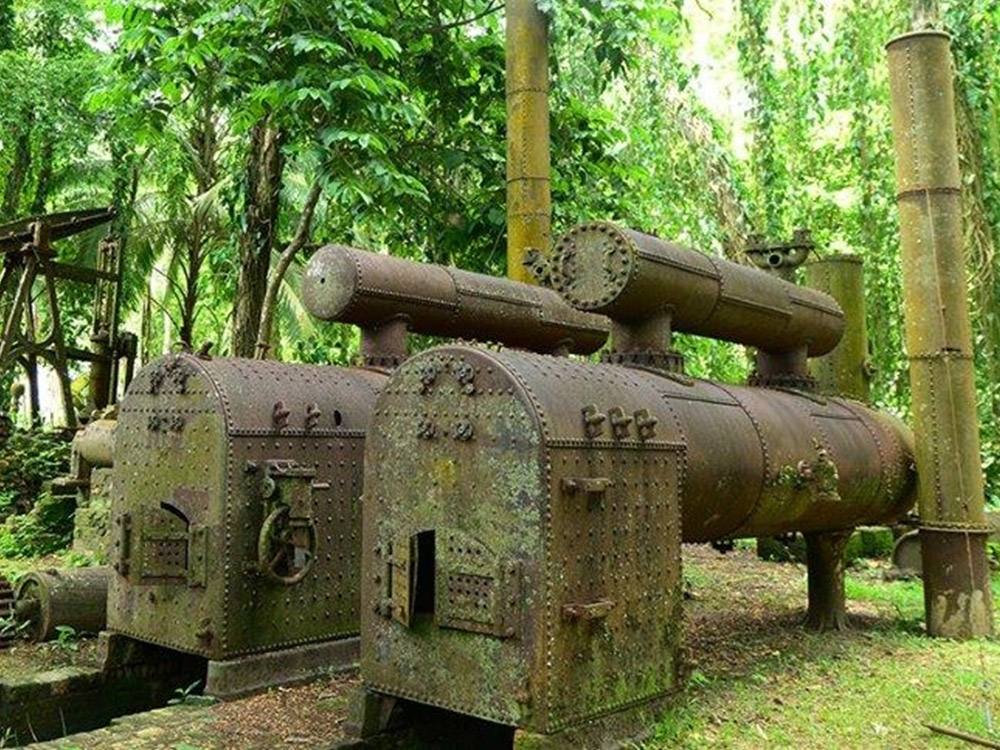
{"left": 886, "top": 30, "right": 994, "bottom": 638}
{"left": 804, "top": 256, "right": 871, "bottom": 402}
{"left": 506, "top": 0, "right": 550, "bottom": 283}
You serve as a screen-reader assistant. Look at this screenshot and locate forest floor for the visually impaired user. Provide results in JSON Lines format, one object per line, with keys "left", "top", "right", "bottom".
{"left": 6, "top": 544, "right": 1000, "bottom": 749}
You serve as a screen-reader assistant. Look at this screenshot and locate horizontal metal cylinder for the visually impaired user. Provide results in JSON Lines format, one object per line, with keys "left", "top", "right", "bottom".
{"left": 372, "top": 345, "right": 917, "bottom": 544}
{"left": 302, "top": 244, "right": 608, "bottom": 355}
{"left": 15, "top": 567, "right": 110, "bottom": 642}
{"left": 671, "top": 381, "right": 916, "bottom": 540}
{"left": 550, "top": 222, "right": 844, "bottom": 355}
{"left": 74, "top": 418, "right": 116, "bottom": 468}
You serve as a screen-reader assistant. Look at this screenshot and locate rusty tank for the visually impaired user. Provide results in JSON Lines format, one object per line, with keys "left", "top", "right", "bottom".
{"left": 106, "top": 245, "right": 608, "bottom": 676}
{"left": 548, "top": 221, "right": 844, "bottom": 356}
{"left": 355, "top": 221, "right": 916, "bottom": 742}
{"left": 14, "top": 567, "right": 111, "bottom": 642}
{"left": 107, "top": 353, "right": 384, "bottom": 660}
{"left": 358, "top": 344, "right": 916, "bottom": 736}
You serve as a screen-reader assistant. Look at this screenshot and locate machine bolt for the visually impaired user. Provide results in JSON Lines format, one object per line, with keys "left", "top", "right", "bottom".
{"left": 416, "top": 418, "right": 437, "bottom": 440}
{"left": 418, "top": 362, "right": 439, "bottom": 393}
{"left": 634, "top": 409, "right": 658, "bottom": 440}
{"left": 452, "top": 361, "right": 476, "bottom": 394}
{"left": 608, "top": 406, "right": 633, "bottom": 439}
{"left": 452, "top": 420, "right": 475, "bottom": 442}
{"left": 272, "top": 401, "right": 290, "bottom": 430}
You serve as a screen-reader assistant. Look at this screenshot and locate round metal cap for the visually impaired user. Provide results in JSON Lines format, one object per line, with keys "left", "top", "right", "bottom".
{"left": 301, "top": 244, "right": 359, "bottom": 321}
{"left": 550, "top": 222, "right": 635, "bottom": 311}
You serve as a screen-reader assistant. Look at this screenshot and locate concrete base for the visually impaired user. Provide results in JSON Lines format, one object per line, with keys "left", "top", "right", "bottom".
{"left": 2, "top": 635, "right": 205, "bottom": 745}
{"left": 205, "top": 636, "right": 359, "bottom": 698}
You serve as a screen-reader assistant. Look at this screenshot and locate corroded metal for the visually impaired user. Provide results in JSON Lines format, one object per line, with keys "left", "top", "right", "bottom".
{"left": 107, "top": 352, "right": 386, "bottom": 660}
{"left": 804, "top": 531, "right": 852, "bottom": 631}
{"left": 302, "top": 244, "right": 608, "bottom": 357}
{"left": 73, "top": 418, "right": 116, "bottom": 469}
{"left": 887, "top": 29, "right": 994, "bottom": 637}
{"left": 0, "top": 208, "right": 115, "bottom": 251}
{"left": 0, "top": 209, "right": 134, "bottom": 425}
{"left": 549, "top": 222, "right": 844, "bottom": 362}
{"left": 506, "top": 0, "right": 551, "bottom": 283}
{"left": 359, "top": 345, "right": 916, "bottom": 735}
{"left": 54, "top": 413, "right": 118, "bottom": 561}
{"left": 804, "top": 256, "right": 871, "bottom": 401}
{"left": 13, "top": 567, "right": 110, "bottom": 642}
{"left": 746, "top": 228, "right": 815, "bottom": 282}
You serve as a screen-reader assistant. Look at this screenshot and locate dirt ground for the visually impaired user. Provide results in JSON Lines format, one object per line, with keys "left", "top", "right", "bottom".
{"left": 11, "top": 544, "right": 1000, "bottom": 749}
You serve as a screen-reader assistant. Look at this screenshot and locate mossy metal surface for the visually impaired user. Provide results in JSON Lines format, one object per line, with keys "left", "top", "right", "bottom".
{"left": 361, "top": 343, "right": 917, "bottom": 738}
{"left": 108, "top": 352, "right": 386, "bottom": 660}
{"left": 887, "top": 30, "right": 994, "bottom": 637}
{"left": 361, "top": 347, "right": 685, "bottom": 733}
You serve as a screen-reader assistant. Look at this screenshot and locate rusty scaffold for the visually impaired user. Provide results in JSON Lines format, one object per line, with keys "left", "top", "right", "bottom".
{"left": 0, "top": 208, "right": 137, "bottom": 428}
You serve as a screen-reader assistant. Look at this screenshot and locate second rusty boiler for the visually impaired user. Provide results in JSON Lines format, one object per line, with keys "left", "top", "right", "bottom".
{"left": 355, "top": 221, "right": 916, "bottom": 744}
{"left": 358, "top": 345, "right": 915, "bottom": 742}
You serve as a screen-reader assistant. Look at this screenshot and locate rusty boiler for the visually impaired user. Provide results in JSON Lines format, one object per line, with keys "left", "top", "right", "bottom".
{"left": 355, "top": 223, "right": 916, "bottom": 745}
{"left": 106, "top": 244, "right": 606, "bottom": 695}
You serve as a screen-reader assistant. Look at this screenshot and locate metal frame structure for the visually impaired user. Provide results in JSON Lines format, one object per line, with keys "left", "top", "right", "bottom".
{"left": 0, "top": 208, "right": 136, "bottom": 427}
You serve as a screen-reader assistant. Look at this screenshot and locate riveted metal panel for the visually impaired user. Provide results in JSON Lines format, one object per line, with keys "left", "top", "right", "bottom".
{"left": 109, "top": 353, "right": 385, "bottom": 660}
{"left": 545, "top": 443, "right": 683, "bottom": 731}
{"left": 361, "top": 347, "right": 546, "bottom": 728}
{"left": 108, "top": 353, "right": 227, "bottom": 657}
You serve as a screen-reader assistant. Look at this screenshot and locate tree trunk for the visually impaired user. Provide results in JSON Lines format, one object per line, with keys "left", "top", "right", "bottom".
{"left": 1, "top": 111, "right": 34, "bottom": 220}
{"left": 179, "top": 231, "right": 202, "bottom": 348}
{"left": 255, "top": 180, "right": 322, "bottom": 359}
{"left": 29, "top": 139, "right": 53, "bottom": 215}
{"left": 232, "top": 116, "right": 284, "bottom": 358}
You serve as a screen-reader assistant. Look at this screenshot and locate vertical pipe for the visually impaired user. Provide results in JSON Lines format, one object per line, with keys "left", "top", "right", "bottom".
{"left": 886, "top": 30, "right": 994, "bottom": 638}
{"left": 506, "top": 0, "right": 550, "bottom": 283}
{"left": 804, "top": 256, "right": 871, "bottom": 402}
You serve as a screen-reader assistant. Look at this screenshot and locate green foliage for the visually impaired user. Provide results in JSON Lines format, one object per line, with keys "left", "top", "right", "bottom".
{"left": 0, "top": 612, "right": 29, "bottom": 640}
{"left": 0, "top": 429, "right": 70, "bottom": 520}
{"left": 52, "top": 623, "right": 79, "bottom": 651}
{"left": 0, "top": 491, "right": 76, "bottom": 557}
{"left": 167, "top": 679, "right": 204, "bottom": 706}
{"left": 0, "top": 428, "right": 74, "bottom": 558}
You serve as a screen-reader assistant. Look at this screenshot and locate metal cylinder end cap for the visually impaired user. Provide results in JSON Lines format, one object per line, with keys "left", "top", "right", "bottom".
{"left": 301, "top": 244, "right": 359, "bottom": 321}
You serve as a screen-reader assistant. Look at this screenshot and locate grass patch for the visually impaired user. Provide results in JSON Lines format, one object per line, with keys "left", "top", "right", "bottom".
{"left": 649, "top": 632, "right": 999, "bottom": 749}
{"left": 652, "top": 548, "right": 1000, "bottom": 748}
{"left": 0, "top": 548, "right": 96, "bottom": 582}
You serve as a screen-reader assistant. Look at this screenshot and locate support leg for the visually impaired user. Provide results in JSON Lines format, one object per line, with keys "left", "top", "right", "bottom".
{"left": 346, "top": 688, "right": 402, "bottom": 740}
{"left": 804, "top": 529, "right": 852, "bottom": 631}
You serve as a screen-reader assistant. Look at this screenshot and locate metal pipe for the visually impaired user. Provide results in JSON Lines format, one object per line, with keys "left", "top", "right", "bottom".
{"left": 804, "top": 256, "right": 871, "bottom": 401}
{"left": 14, "top": 567, "right": 110, "bottom": 642}
{"left": 302, "top": 244, "right": 608, "bottom": 355}
{"left": 887, "top": 30, "right": 994, "bottom": 638}
{"left": 74, "top": 418, "right": 115, "bottom": 468}
{"left": 550, "top": 221, "right": 845, "bottom": 356}
{"left": 506, "top": 0, "right": 551, "bottom": 283}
